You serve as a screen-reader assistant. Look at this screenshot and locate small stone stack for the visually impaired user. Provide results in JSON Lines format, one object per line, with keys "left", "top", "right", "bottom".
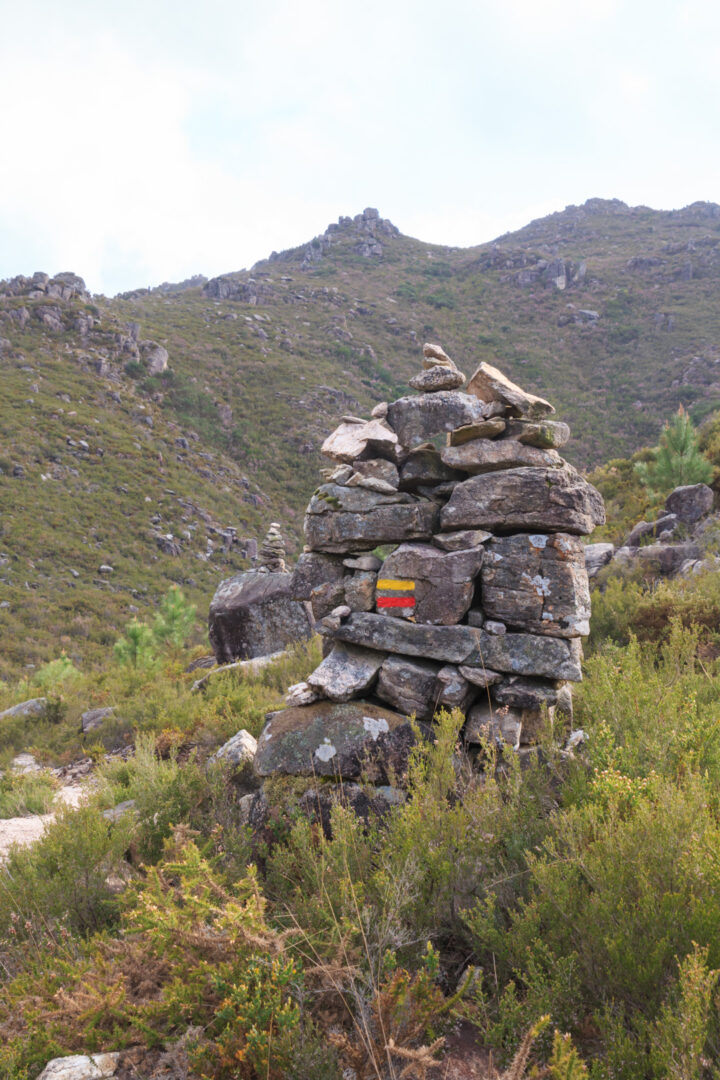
{"left": 258, "top": 523, "right": 288, "bottom": 573}
{"left": 254, "top": 346, "right": 605, "bottom": 783}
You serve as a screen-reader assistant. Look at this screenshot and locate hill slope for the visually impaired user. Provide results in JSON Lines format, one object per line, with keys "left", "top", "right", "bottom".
{"left": 3, "top": 199, "right": 720, "bottom": 676}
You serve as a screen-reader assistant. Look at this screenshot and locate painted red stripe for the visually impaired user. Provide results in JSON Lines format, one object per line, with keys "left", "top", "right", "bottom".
{"left": 377, "top": 596, "right": 416, "bottom": 608}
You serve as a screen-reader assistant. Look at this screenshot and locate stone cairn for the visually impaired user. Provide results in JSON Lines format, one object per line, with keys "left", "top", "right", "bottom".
{"left": 258, "top": 522, "right": 288, "bottom": 573}
{"left": 252, "top": 345, "right": 605, "bottom": 790}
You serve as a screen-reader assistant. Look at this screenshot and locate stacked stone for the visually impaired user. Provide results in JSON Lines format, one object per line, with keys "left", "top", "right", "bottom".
{"left": 255, "top": 346, "right": 604, "bottom": 781}
{"left": 258, "top": 522, "right": 288, "bottom": 573}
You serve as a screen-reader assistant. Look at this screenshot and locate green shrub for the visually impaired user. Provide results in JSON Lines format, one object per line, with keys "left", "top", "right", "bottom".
{"left": 0, "top": 770, "right": 58, "bottom": 818}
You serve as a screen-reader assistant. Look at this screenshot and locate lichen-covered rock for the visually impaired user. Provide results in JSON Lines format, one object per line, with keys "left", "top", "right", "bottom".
{"left": 464, "top": 629, "right": 583, "bottom": 681}
{"left": 209, "top": 571, "right": 312, "bottom": 662}
{"left": 344, "top": 570, "right": 377, "bottom": 611}
{"left": 481, "top": 533, "right": 591, "bottom": 637}
{"left": 441, "top": 439, "right": 563, "bottom": 474}
{"left": 254, "top": 701, "right": 424, "bottom": 781}
{"left": 307, "top": 643, "right": 385, "bottom": 702}
{"left": 664, "top": 483, "right": 714, "bottom": 524}
{"left": 304, "top": 483, "right": 438, "bottom": 552}
{"left": 464, "top": 702, "right": 522, "bottom": 748}
{"left": 378, "top": 542, "right": 484, "bottom": 624}
{"left": 0, "top": 697, "right": 48, "bottom": 721}
{"left": 440, "top": 466, "right": 605, "bottom": 535}
{"left": 290, "top": 552, "right": 345, "bottom": 601}
{"left": 36, "top": 1055, "right": 120, "bottom": 1080}
{"left": 493, "top": 676, "right": 560, "bottom": 709}
{"left": 433, "top": 529, "right": 492, "bottom": 552}
{"left": 376, "top": 655, "right": 441, "bottom": 719}
{"left": 387, "top": 392, "right": 499, "bottom": 449}
{"left": 467, "top": 362, "right": 555, "bottom": 419}
{"left": 584, "top": 542, "right": 615, "bottom": 578}
{"left": 504, "top": 419, "right": 571, "bottom": 449}
{"left": 448, "top": 418, "right": 507, "bottom": 445}
{"left": 436, "top": 664, "right": 477, "bottom": 710}
{"left": 409, "top": 367, "right": 466, "bottom": 392}
{"left": 399, "top": 446, "right": 462, "bottom": 490}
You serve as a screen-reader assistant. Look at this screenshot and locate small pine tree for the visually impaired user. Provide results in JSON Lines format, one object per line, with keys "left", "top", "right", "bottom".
{"left": 152, "top": 585, "right": 196, "bottom": 648}
{"left": 634, "top": 407, "right": 713, "bottom": 497}
{"left": 113, "top": 619, "right": 156, "bottom": 668}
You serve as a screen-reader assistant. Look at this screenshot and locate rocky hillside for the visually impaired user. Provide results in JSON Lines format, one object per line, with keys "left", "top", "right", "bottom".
{"left": 3, "top": 199, "right": 720, "bottom": 676}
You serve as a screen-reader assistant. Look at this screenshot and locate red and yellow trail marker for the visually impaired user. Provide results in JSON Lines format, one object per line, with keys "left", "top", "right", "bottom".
{"left": 376, "top": 578, "right": 415, "bottom": 611}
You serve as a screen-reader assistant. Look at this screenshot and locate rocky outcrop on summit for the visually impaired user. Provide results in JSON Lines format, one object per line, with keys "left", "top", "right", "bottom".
{"left": 0, "top": 271, "right": 90, "bottom": 302}
{"left": 248, "top": 345, "right": 603, "bottom": 795}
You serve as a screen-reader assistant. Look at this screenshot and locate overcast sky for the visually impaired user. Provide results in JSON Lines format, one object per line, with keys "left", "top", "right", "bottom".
{"left": 1, "top": 0, "right": 718, "bottom": 295}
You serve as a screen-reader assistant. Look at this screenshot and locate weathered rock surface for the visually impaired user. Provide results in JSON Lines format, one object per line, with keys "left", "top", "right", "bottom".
{"left": 625, "top": 514, "right": 678, "bottom": 547}
{"left": 332, "top": 612, "right": 583, "bottom": 679}
{"left": 465, "top": 702, "right": 523, "bottom": 749}
{"left": 621, "top": 541, "right": 702, "bottom": 576}
{"left": 36, "top": 1054, "right": 120, "bottom": 1080}
{"left": 458, "top": 665, "right": 502, "bottom": 688}
{"left": 493, "top": 676, "right": 560, "bottom": 709}
{"left": 665, "top": 483, "right": 714, "bottom": 524}
{"left": 440, "top": 467, "right": 605, "bottom": 535}
{"left": 436, "top": 664, "right": 477, "bottom": 710}
{"left": 307, "top": 643, "right": 385, "bottom": 702}
{"left": 481, "top": 533, "right": 591, "bottom": 636}
{"left": 584, "top": 542, "right": 615, "bottom": 578}
{"left": 409, "top": 367, "right": 466, "bottom": 392}
{"left": 254, "top": 701, "right": 424, "bottom": 782}
{"left": 467, "top": 361, "right": 555, "bottom": 419}
{"left": 304, "top": 483, "right": 438, "bottom": 552}
{"left": 378, "top": 542, "right": 484, "bottom": 624}
{"left": 208, "top": 728, "right": 257, "bottom": 767}
{"left": 433, "top": 528, "right": 492, "bottom": 551}
{"left": 0, "top": 697, "right": 47, "bottom": 721}
{"left": 321, "top": 418, "right": 398, "bottom": 463}
{"left": 209, "top": 571, "right": 312, "bottom": 662}
{"left": 290, "top": 551, "right": 345, "bottom": 601}
{"left": 448, "top": 418, "right": 506, "bottom": 445}
{"left": 387, "top": 392, "right": 498, "bottom": 449}
{"left": 350, "top": 458, "right": 400, "bottom": 488}
{"left": 376, "top": 655, "right": 441, "bottom": 719}
{"left": 441, "top": 439, "right": 563, "bottom": 474}
{"left": 399, "top": 447, "right": 461, "bottom": 490}
{"left": 423, "top": 342, "right": 457, "bottom": 369}
{"left": 504, "top": 419, "right": 571, "bottom": 449}
{"left": 80, "top": 707, "right": 114, "bottom": 733}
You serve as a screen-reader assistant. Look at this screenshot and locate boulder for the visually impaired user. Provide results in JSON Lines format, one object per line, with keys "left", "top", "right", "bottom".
{"left": 387, "top": 392, "right": 499, "bottom": 449}
{"left": 584, "top": 542, "right": 615, "bottom": 578}
{"left": 463, "top": 628, "right": 583, "bottom": 682}
{"left": 440, "top": 439, "right": 563, "bottom": 474}
{"left": 377, "top": 542, "right": 484, "bottom": 624}
{"left": 208, "top": 729, "right": 257, "bottom": 768}
{"left": 0, "top": 697, "right": 47, "bottom": 721}
{"left": 665, "top": 483, "right": 714, "bottom": 524}
{"left": 481, "top": 533, "right": 591, "bottom": 637}
{"left": 80, "top": 707, "right": 114, "bottom": 733}
{"left": 440, "top": 466, "right": 605, "bottom": 535}
{"left": 304, "top": 483, "right": 438, "bottom": 552}
{"left": 254, "top": 701, "right": 424, "bottom": 782}
{"left": 376, "top": 656, "right": 441, "bottom": 719}
{"left": 504, "top": 419, "right": 571, "bottom": 449}
{"left": 209, "top": 570, "right": 313, "bottom": 662}
{"left": 466, "top": 362, "right": 555, "bottom": 419}
{"left": 631, "top": 541, "right": 702, "bottom": 577}
{"left": 36, "top": 1055, "right": 120, "bottom": 1080}
{"left": 625, "top": 514, "right": 678, "bottom": 547}
{"left": 307, "top": 643, "right": 385, "bottom": 702}
{"left": 321, "top": 418, "right": 398, "bottom": 463}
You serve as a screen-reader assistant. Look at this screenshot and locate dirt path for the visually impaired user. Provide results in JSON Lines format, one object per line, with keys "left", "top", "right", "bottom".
{"left": 0, "top": 784, "right": 88, "bottom": 861}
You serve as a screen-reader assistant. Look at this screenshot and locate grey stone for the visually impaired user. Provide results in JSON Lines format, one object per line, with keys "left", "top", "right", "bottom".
{"left": 102, "top": 800, "right": 137, "bottom": 823}
{"left": 344, "top": 570, "right": 377, "bottom": 611}
{"left": 285, "top": 681, "right": 321, "bottom": 707}
{"left": 423, "top": 342, "right": 458, "bottom": 369}
{"left": 458, "top": 665, "right": 502, "bottom": 688}
{"left": 321, "top": 418, "right": 398, "bottom": 463}
{"left": 465, "top": 702, "right": 522, "bottom": 749}
{"left": 484, "top": 620, "right": 507, "bottom": 635}
{"left": 307, "top": 644, "right": 385, "bottom": 702}
{"left": 0, "top": 697, "right": 48, "bottom": 721}
{"left": 36, "top": 1055, "right": 120, "bottom": 1080}
{"left": 493, "top": 676, "right": 559, "bottom": 709}
{"left": 440, "top": 466, "right": 605, "bottom": 535}
{"left": 290, "top": 551, "right": 345, "bottom": 601}
{"left": 466, "top": 362, "right": 555, "bottom": 419}
{"left": 254, "top": 701, "right": 425, "bottom": 782}
{"left": 481, "top": 533, "right": 591, "bottom": 637}
{"left": 504, "top": 419, "right": 571, "bottom": 449}
{"left": 310, "top": 579, "right": 346, "bottom": 619}
{"left": 343, "top": 554, "right": 382, "bottom": 570}
{"left": 304, "top": 483, "right": 438, "bottom": 553}
{"left": 387, "top": 392, "right": 498, "bottom": 449}
{"left": 378, "top": 542, "right": 484, "bottom": 624}
{"left": 81, "top": 707, "right": 114, "bottom": 733}
{"left": 350, "top": 458, "right": 400, "bottom": 488}
{"left": 432, "top": 529, "right": 492, "bottom": 552}
{"left": 665, "top": 483, "right": 714, "bottom": 524}
{"left": 448, "top": 419, "right": 506, "bottom": 445}
{"left": 209, "top": 728, "right": 257, "bottom": 766}
{"left": 332, "top": 612, "right": 584, "bottom": 679}
{"left": 467, "top": 609, "right": 485, "bottom": 627}
{"left": 631, "top": 541, "right": 702, "bottom": 576}
{"left": 441, "top": 439, "right": 563, "bottom": 474}
{"left": 584, "top": 542, "right": 615, "bottom": 578}
{"left": 625, "top": 514, "right": 678, "bottom": 547}
{"left": 399, "top": 446, "right": 462, "bottom": 490}
{"left": 209, "top": 570, "right": 313, "bottom": 662}
{"left": 409, "top": 367, "right": 466, "bottom": 392}
{"left": 435, "top": 664, "right": 477, "bottom": 711}
{"left": 376, "top": 656, "right": 441, "bottom": 720}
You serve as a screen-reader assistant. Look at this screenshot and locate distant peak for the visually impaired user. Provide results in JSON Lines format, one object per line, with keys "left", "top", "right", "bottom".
{"left": 262, "top": 208, "right": 400, "bottom": 272}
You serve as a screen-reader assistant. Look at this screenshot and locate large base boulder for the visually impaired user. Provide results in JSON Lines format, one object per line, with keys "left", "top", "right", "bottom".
{"left": 209, "top": 571, "right": 312, "bottom": 662}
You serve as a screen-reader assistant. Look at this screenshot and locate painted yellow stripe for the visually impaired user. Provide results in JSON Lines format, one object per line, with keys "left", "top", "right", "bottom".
{"left": 377, "top": 579, "right": 415, "bottom": 590}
